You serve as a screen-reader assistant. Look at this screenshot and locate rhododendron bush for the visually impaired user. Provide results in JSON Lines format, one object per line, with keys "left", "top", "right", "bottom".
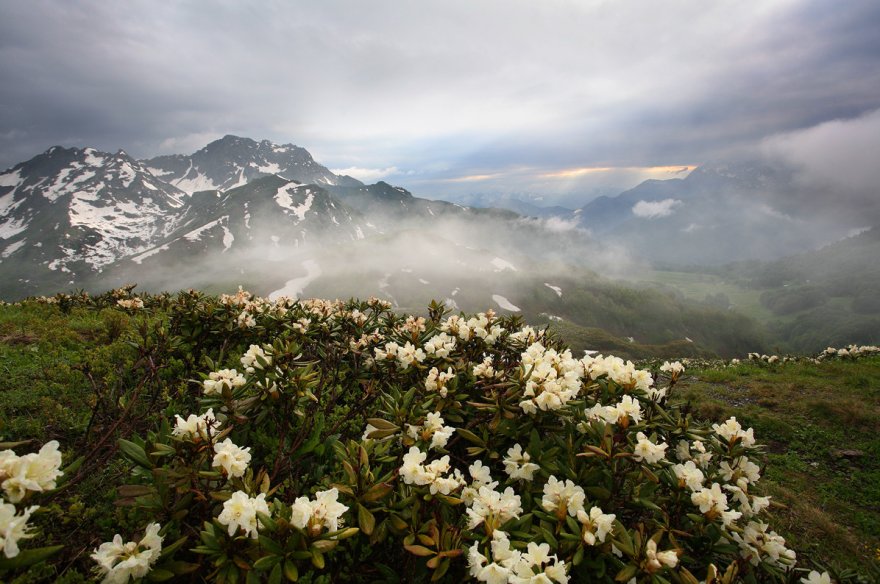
{"left": 0, "top": 289, "right": 838, "bottom": 583}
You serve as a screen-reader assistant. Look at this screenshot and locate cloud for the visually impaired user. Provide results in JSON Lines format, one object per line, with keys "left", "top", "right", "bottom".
{"left": 1, "top": 0, "right": 879, "bottom": 206}
{"left": 542, "top": 216, "right": 581, "bottom": 232}
{"left": 330, "top": 166, "right": 399, "bottom": 182}
{"left": 763, "top": 108, "right": 880, "bottom": 195}
{"left": 632, "top": 199, "right": 682, "bottom": 219}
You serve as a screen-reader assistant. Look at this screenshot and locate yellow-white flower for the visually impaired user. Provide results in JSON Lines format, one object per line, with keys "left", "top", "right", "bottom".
{"left": 290, "top": 488, "right": 348, "bottom": 536}
{"left": 0, "top": 499, "right": 38, "bottom": 558}
{"left": 217, "top": 491, "right": 269, "bottom": 539}
{"left": 212, "top": 438, "right": 252, "bottom": 478}
{"left": 91, "top": 522, "right": 163, "bottom": 584}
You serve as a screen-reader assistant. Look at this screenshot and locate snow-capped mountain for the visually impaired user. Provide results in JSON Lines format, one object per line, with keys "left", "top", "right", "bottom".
{"left": 0, "top": 135, "right": 611, "bottom": 299}
{"left": 143, "top": 135, "right": 362, "bottom": 193}
{"left": 0, "top": 146, "right": 188, "bottom": 297}
{"left": 124, "top": 175, "right": 374, "bottom": 265}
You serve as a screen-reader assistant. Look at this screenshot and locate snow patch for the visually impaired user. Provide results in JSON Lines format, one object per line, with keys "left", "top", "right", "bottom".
{"left": 275, "top": 185, "right": 314, "bottom": 220}
{"left": 131, "top": 244, "right": 170, "bottom": 264}
{"left": 0, "top": 216, "right": 29, "bottom": 239}
{"left": 491, "top": 257, "right": 517, "bottom": 272}
{"left": 258, "top": 162, "right": 281, "bottom": 173}
{"left": 2, "top": 239, "right": 26, "bottom": 258}
{"left": 418, "top": 278, "right": 429, "bottom": 284}
{"left": 221, "top": 225, "right": 234, "bottom": 251}
{"left": 544, "top": 283, "right": 563, "bottom": 297}
{"left": 83, "top": 149, "right": 105, "bottom": 167}
{"left": 0, "top": 169, "right": 22, "bottom": 188}
{"left": 183, "top": 217, "right": 227, "bottom": 242}
{"left": 174, "top": 171, "right": 219, "bottom": 194}
{"left": 269, "top": 260, "right": 322, "bottom": 300}
{"left": 492, "top": 294, "right": 520, "bottom": 312}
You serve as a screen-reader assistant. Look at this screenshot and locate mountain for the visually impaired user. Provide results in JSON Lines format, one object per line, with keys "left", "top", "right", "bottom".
{"left": 440, "top": 192, "right": 572, "bottom": 218}
{"left": 572, "top": 161, "right": 856, "bottom": 265}
{"left": 0, "top": 146, "right": 188, "bottom": 297}
{"left": 0, "top": 137, "right": 609, "bottom": 300}
{"left": 143, "top": 135, "right": 363, "bottom": 193}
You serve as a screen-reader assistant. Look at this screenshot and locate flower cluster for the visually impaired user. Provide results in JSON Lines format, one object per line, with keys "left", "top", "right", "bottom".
{"left": 399, "top": 447, "right": 465, "bottom": 495}
{"left": 519, "top": 342, "right": 582, "bottom": 414}
{"left": 468, "top": 531, "right": 569, "bottom": 584}
{"left": 217, "top": 491, "right": 270, "bottom": 539}
{"left": 290, "top": 488, "right": 349, "bottom": 536}
{"left": 91, "top": 523, "right": 163, "bottom": 584}
{"left": 202, "top": 368, "right": 246, "bottom": 395}
{"left": 406, "top": 412, "right": 455, "bottom": 450}
{"left": 0, "top": 441, "right": 63, "bottom": 503}
{"left": 116, "top": 297, "right": 144, "bottom": 310}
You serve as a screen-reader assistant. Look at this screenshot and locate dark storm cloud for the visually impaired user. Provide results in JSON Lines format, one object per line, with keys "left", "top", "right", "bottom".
{"left": 1, "top": 0, "right": 879, "bottom": 202}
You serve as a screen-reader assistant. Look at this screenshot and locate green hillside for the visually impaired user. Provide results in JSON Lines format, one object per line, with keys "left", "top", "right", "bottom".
{"left": 0, "top": 292, "right": 876, "bottom": 582}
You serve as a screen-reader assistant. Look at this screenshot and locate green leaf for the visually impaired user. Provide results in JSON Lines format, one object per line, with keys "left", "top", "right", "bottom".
{"left": 0, "top": 545, "right": 63, "bottom": 570}
{"left": 362, "top": 482, "right": 393, "bottom": 503}
{"left": 366, "top": 417, "right": 398, "bottom": 430}
{"left": 283, "top": 559, "right": 299, "bottom": 582}
{"left": 615, "top": 564, "right": 638, "bottom": 582}
{"left": 118, "top": 438, "right": 153, "bottom": 469}
{"left": 269, "top": 563, "right": 283, "bottom": 584}
{"left": 358, "top": 503, "right": 376, "bottom": 536}
{"left": 254, "top": 555, "right": 281, "bottom": 571}
{"left": 455, "top": 428, "right": 485, "bottom": 446}
{"left": 146, "top": 568, "right": 176, "bottom": 581}
{"left": 311, "top": 550, "right": 325, "bottom": 569}
{"left": 404, "top": 544, "right": 435, "bottom": 557}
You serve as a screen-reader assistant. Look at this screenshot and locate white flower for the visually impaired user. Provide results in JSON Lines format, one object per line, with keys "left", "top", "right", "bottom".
{"left": 503, "top": 444, "right": 540, "bottom": 481}
{"left": 473, "top": 356, "right": 501, "bottom": 379}
{"left": 691, "top": 483, "right": 729, "bottom": 517}
{"left": 541, "top": 476, "right": 585, "bottom": 518}
{"left": 0, "top": 500, "right": 38, "bottom": 558}
{"left": 425, "top": 367, "right": 455, "bottom": 397}
{"left": 424, "top": 333, "right": 457, "bottom": 359}
{"left": 659, "top": 361, "right": 685, "bottom": 380}
{"left": 645, "top": 539, "right": 678, "bottom": 572}
{"left": 801, "top": 571, "right": 832, "bottom": 584}
{"left": 462, "top": 461, "right": 499, "bottom": 506}
{"left": 672, "top": 461, "right": 704, "bottom": 491}
{"left": 217, "top": 491, "right": 269, "bottom": 539}
{"left": 240, "top": 344, "right": 272, "bottom": 373}
{"left": 732, "top": 521, "right": 796, "bottom": 567}
{"left": 633, "top": 432, "right": 668, "bottom": 465}
{"left": 116, "top": 298, "right": 144, "bottom": 310}
{"left": 576, "top": 506, "right": 615, "bottom": 546}
{"left": 406, "top": 412, "right": 455, "bottom": 450}
{"left": 466, "top": 486, "right": 523, "bottom": 532}
{"left": 202, "top": 368, "right": 247, "bottom": 395}
{"left": 172, "top": 408, "right": 219, "bottom": 442}
{"left": 91, "top": 522, "right": 163, "bottom": 584}
{"left": 290, "top": 488, "right": 348, "bottom": 536}
{"left": 712, "top": 417, "right": 756, "bottom": 447}
{"left": 212, "top": 439, "right": 252, "bottom": 478}
{"left": 520, "top": 343, "right": 583, "bottom": 414}
{"left": 399, "top": 447, "right": 464, "bottom": 495}
{"left": 396, "top": 342, "right": 426, "bottom": 369}
{"left": 0, "top": 441, "right": 64, "bottom": 503}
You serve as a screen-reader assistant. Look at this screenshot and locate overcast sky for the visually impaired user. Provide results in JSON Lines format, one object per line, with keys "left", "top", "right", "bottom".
{"left": 1, "top": 0, "right": 879, "bottom": 205}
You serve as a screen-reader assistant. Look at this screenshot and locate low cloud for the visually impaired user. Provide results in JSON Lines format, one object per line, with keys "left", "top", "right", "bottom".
{"left": 542, "top": 216, "right": 581, "bottom": 232}
{"left": 330, "top": 166, "right": 399, "bottom": 182}
{"left": 632, "top": 199, "right": 682, "bottom": 219}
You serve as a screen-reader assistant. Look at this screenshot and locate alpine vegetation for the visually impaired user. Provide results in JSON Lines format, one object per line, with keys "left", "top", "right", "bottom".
{"left": 0, "top": 289, "right": 838, "bottom": 583}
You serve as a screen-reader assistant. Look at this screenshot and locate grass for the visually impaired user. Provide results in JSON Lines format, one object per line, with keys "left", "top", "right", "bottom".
{"left": 1, "top": 300, "right": 878, "bottom": 580}
{"left": 675, "top": 357, "right": 880, "bottom": 576}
